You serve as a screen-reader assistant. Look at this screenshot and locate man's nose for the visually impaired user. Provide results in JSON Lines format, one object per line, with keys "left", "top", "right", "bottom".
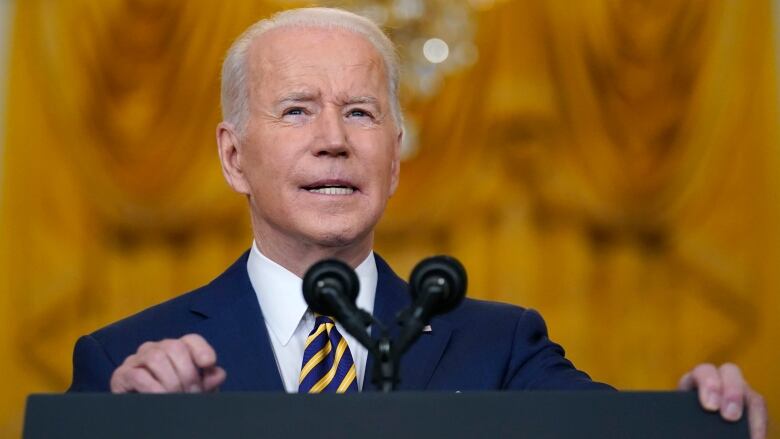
{"left": 313, "top": 107, "right": 349, "bottom": 157}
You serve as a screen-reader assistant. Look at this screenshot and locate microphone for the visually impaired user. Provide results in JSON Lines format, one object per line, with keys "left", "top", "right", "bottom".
{"left": 395, "top": 255, "right": 467, "bottom": 353}
{"left": 409, "top": 255, "right": 467, "bottom": 320}
{"left": 302, "top": 259, "right": 374, "bottom": 349}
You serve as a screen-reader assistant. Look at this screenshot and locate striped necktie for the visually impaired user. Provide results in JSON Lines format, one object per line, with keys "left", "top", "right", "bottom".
{"left": 298, "top": 315, "right": 359, "bottom": 393}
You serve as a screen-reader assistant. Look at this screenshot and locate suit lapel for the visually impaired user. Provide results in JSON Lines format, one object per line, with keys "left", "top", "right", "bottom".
{"left": 365, "top": 254, "right": 453, "bottom": 391}
{"left": 189, "top": 252, "right": 285, "bottom": 392}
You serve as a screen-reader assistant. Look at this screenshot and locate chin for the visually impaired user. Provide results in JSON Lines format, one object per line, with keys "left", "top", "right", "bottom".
{"left": 305, "top": 221, "right": 371, "bottom": 249}
{"left": 312, "top": 230, "right": 361, "bottom": 248}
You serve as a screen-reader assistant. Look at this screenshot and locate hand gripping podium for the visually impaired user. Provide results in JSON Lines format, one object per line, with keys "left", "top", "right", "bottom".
{"left": 24, "top": 391, "right": 748, "bottom": 438}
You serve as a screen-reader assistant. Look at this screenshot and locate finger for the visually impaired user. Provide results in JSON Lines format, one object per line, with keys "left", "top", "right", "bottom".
{"left": 110, "top": 354, "right": 149, "bottom": 393}
{"left": 130, "top": 367, "right": 168, "bottom": 393}
{"left": 139, "top": 345, "right": 185, "bottom": 392}
{"left": 718, "top": 363, "right": 745, "bottom": 421}
{"left": 136, "top": 340, "right": 158, "bottom": 356}
{"left": 686, "top": 363, "right": 722, "bottom": 411}
{"left": 181, "top": 334, "right": 217, "bottom": 369}
{"left": 677, "top": 372, "right": 694, "bottom": 391}
{"left": 110, "top": 363, "right": 134, "bottom": 393}
{"left": 111, "top": 365, "right": 166, "bottom": 393}
{"left": 202, "top": 366, "right": 227, "bottom": 392}
{"left": 160, "top": 339, "right": 203, "bottom": 393}
{"left": 746, "top": 387, "right": 768, "bottom": 439}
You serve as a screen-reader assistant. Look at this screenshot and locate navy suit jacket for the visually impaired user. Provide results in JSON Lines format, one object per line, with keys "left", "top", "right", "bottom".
{"left": 68, "top": 252, "right": 611, "bottom": 392}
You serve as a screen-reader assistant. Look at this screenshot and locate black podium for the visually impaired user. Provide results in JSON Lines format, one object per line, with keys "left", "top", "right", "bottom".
{"left": 24, "top": 391, "right": 748, "bottom": 438}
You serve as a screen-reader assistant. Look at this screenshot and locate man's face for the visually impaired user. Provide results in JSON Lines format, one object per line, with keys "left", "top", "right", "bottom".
{"left": 226, "top": 26, "right": 401, "bottom": 252}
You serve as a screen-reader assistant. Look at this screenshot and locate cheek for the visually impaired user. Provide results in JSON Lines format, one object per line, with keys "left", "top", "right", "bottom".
{"left": 241, "top": 132, "right": 302, "bottom": 181}
{"left": 372, "top": 144, "right": 398, "bottom": 183}
{"left": 351, "top": 130, "right": 397, "bottom": 169}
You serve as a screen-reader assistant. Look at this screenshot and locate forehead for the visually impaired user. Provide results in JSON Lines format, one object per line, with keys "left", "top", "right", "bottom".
{"left": 247, "top": 26, "right": 388, "bottom": 97}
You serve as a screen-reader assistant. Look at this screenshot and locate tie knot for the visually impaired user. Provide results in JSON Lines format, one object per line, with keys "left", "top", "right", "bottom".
{"left": 314, "top": 315, "right": 336, "bottom": 326}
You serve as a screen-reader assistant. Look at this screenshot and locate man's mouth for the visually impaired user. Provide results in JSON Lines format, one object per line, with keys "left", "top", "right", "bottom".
{"left": 302, "top": 181, "right": 358, "bottom": 196}
{"left": 308, "top": 186, "right": 354, "bottom": 195}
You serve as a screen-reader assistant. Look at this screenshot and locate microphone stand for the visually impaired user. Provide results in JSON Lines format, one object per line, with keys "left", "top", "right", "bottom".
{"left": 362, "top": 296, "right": 438, "bottom": 392}
{"left": 374, "top": 336, "right": 397, "bottom": 393}
{"left": 354, "top": 312, "right": 398, "bottom": 393}
{"left": 345, "top": 282, "right": 451, "bottom": 392}
{"left": 326, "top": 303, "right": 399, "bottom": 392}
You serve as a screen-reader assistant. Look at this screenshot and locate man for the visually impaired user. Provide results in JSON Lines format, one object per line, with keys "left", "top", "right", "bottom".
{"left": 68, "top": 7, "right": 768, "bottom": 437}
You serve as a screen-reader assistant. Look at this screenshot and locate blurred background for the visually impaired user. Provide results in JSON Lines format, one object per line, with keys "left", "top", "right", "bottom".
{"left": 1, "top": 0, "right": 779, "bottom": 436}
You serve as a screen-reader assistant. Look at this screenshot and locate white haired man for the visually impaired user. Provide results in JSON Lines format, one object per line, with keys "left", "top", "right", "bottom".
{"left": 68, "top": 7, "right": 767, "bottom": 438}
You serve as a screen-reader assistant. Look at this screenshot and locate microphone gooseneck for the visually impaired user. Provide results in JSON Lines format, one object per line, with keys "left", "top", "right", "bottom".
{"left": 409, "top": 255, "right": 467, "bottom": 320}
{"left": 395, "top": 255, "right": 468, "bottom": 355}
{"left": 301, "top": 259, "right": 374, "bottom": 350}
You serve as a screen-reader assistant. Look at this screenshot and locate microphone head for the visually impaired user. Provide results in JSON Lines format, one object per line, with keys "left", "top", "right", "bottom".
{"left": 409, "top": 255, "right": 467, "bottom": 315}
{"left": 302, "top": 259, "right": 360, "bottom": 316}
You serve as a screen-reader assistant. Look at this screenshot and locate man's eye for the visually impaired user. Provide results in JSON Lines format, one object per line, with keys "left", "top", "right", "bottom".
{"left": 283, "top": 107, "right": 305, "bottom": 116}
{"left": 347, "top": 109, "right": 372, "bottom": 118}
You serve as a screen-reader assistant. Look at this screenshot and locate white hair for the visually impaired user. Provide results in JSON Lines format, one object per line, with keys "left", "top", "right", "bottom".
{"left": 220, "top": 7, "right": 402, "bottom": 135}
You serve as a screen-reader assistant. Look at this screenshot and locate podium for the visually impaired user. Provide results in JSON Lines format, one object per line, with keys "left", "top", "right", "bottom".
{"left": 24, "top": 391, "right": 748, "bottom": 438}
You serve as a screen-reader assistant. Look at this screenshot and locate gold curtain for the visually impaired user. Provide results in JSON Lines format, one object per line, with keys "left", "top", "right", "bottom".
{"left": 380, "top": 0, "right": 780, "bottom": 427}
{"left": 0, "top": 0, "right": 291, "bottom": 433}
{"left": 1, "top": 0, "right": 778, "bottom": 436}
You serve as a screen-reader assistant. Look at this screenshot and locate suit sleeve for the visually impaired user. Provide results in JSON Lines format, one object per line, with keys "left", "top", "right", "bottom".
{"left": 67, "top": 335, "right": 118, "bottom": 392}
{"left": 502, "top": 308, "right": 615, "bottom": 391}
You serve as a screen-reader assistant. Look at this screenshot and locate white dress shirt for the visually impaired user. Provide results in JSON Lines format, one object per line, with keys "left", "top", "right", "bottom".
{"left": 247, "top": 241, "right": 377, "bottom": 392}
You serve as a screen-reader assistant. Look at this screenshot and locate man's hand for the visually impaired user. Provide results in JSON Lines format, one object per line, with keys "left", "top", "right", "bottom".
{"left": 678, "top": 363, "right": 767, "bottom": 439}
{"left": 110, "top": 334, "right": 227, "bottom": 393}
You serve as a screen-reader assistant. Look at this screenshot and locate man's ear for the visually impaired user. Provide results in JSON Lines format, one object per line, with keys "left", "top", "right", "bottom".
{"left": 389, "top": 128, "right": 403, "bottom": 195}
{"left": 216, "top": 122, "right": 251, "bottom": 194}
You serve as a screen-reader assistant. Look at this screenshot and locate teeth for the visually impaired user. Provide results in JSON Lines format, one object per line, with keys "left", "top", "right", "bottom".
{"left": 308, "top": 187, "right": 355, "bottom": 195}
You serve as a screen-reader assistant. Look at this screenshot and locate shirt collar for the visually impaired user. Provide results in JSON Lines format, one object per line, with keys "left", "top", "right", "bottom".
{"left": 247, "top": 241, "right": 377, "bottom": 346}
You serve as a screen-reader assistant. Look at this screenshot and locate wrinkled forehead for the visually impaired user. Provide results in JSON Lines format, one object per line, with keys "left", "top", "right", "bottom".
{"left": 246, "top": 26, "right": 389, "bottom": 98}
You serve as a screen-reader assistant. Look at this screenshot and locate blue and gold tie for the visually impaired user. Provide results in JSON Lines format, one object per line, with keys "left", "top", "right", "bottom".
{"left": 298, "top": 315, "right": 358, "bottom": 393}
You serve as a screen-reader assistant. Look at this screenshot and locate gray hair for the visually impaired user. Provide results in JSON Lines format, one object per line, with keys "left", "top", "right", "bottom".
{"left": 220, "top": 7, "right": 402, "bottom": 135}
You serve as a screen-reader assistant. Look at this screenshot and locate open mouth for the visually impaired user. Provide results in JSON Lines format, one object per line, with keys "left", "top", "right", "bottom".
{"left": 302, "top": 181, "right": 358, "bottom": 196}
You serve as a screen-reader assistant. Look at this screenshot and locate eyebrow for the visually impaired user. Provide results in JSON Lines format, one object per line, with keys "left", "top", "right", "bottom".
{"left": 274, "top": 92, "right": 380, "bottom": 108}
{"left": 275, "top": 91, "right": 320, "bottom": 106}
{"left": 342, "top": 96, "right": 379, "bottom": 106}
